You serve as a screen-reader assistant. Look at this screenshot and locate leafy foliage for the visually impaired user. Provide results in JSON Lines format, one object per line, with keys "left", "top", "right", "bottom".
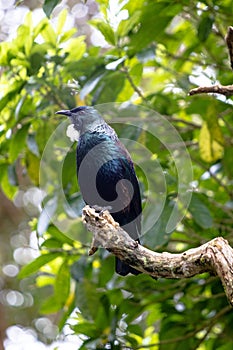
{"left": 1, "top": 0, "right": 233, "bottom": 349}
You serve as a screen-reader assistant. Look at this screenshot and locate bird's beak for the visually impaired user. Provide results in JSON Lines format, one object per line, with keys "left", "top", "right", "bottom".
{"left": 55, "top": 109, "right": 72, "bottom": 117}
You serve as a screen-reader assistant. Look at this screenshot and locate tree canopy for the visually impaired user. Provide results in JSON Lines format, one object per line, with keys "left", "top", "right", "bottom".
{"left": 0, "top": 0, "right": 233, "bottom": 349}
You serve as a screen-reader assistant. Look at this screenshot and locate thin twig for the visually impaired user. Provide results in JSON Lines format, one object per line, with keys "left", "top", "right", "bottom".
{"left": 133, "top": 305, "right": 231, "bottom": 349}
{"left": 218, "top": 112, "right": 233, "bottom": 135}
{"left": 120, "top": 66, "right": 148, "bottom": 103}
{"left": 170, "top": 117, "right": 201, "bottom": 128}
{"left": 191, "top": 155, "right": 233, "bottom": 198}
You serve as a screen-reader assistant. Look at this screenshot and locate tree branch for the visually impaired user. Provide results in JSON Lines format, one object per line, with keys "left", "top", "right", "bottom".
{"left": 226, "top": 26, "right": 233, "bottom": 70}
{"left": 82, "top": 205, "right": 233, "bottom": 307}
{"left": 189, "top": 84, "right": 233, "bottom": 97}
{"left": 189, "top": 26, "right": 233, "bottom": 97}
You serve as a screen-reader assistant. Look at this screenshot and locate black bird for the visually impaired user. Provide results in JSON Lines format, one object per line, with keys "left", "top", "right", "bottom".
{"left": 56, "top": 106, "right": 142, "bottom": 276}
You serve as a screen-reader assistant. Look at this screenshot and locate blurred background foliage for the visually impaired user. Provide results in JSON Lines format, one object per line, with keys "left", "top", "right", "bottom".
{"left": 0, "top": 0, "right": 233, "bottom": 349}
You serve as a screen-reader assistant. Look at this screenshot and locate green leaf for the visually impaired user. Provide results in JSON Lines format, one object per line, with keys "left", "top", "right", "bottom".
{"left": 41, "top": 238, "right": 63, "bottom": 248}
{"left": 0, "top": 167, "right": 17, "bottom": 200}
{"left": 136, "top": 46, "right": 156, "bottom": 63}
{"left": 18, "top": 252, "right": 61, "bottom": 279}
{"left": 80, "top": 71, "right": 105, "bottom": 100}
{"left": 37, "top": 258, "right": 70, "bottom": 314}
{"left": 0, "top": 42, "right": 12, "bottom": 65}
{"left": 199, "top": 121, "right": 224, "bottom": 163}
{"left": 37, "top": 197, "right": 58, "bottom": 236}
{"left": 189, "top": 194, "right": 213, "bottom": 229}
{"left": 35, "top": 122, "right": 54, "bottom": 154}
{"left": 40, "top": 295, "right": 61, "bottom": 314}
{"left": 108, "top": 289, "right": 123, "bottom": 308}
{"left": 223, "top": 146, "right": 233, "bottom": 179}
{"left": 98, "top": 294, "right": 110, "bottom": 322}
{"left": 72, "top": 322, "right": 99, "bottom": 338}
{"left": 27, "top": 134, "right": 40, "bottom": 156}
{"left": 10, "top": 58, "right": 29, "bottom": 68}
{"left": 16, "top": 24, "right": 30, "bottom": 50}
{"left": 97, "top": 71, "right": 125, "bottom": 103}
{"left": 7, "top": 164, "right": 18, "bottom": 186}
{"left": 58, "top": 293, "right": 76, "bottom": 330}
{"left": 43, "top": 0, "right": 60, "bottom": 18}
{"left": 24, "top": 11, "right": 33, "bottom": 28}
{"left": 117, "top": 10, "right": 141, "bottom": 37}
{"left": 124, "top": 335, "right": 139, "bottom": 348}
{"left": 40, "top": 20, "right": 57, "bottom": 45}
{"left": 71, "top": 257, "right": 88, "bottom": 282}
{"left": 144, "top": 199, "right": 175, "bottom": 247}
{"left": 127, "top": 2, "right": 181, "bottom": 54}
{"left": 62, "top": 150, "right": 77, "bottom": 187}
{"left": 198, "top": 15, "right": 214, "bottom": 42}
{"left": 90, "top": 19, "right": 116, "bottom": 45}
{"left": 29, "top": 52, "right": 45, "bottom": 75}
{"left": 54, "top": 259, "right": 70, "bottom": 306}
{"left": 64, "top": 36, "right": 86, "bottom": 62}
{"left": 75, "top": 279, "right": 101, "bottom": 320}
{"left": 98, "top": 256, "right": 114, "bottom": 287}
{"left": 63, "top": 193, "right": 85, "bottom": 218}
{"left": 9, "top": 124, "right": 30, "bottom": 162}
{"left": 128, "top": 324, "right": 144, "bottom": 337}
{"left": 59, "top": 28, "right": 77, "bottom": 43}
{"left": 15, "top": 95, "right": 26, "bottom": 120}
{"left": 47, "top": 225, "right": 74, "bottom": 246}
{"left": 57, "top": 9, "right": 67, "bottom": 34}
{"left": 0, "top": 81, "right": 25, "bottom": 112}
{"left": 33, "top": 18, "right": 48, "bottom": 39}
{"left": 117, "top": 61, "right": 143, "bottom": 101}
{"left": 31, "top": 42, "right": 51, "bottom": 57}
{"left": 218, "top": 343, "right": 233, "bottom": 350}
{"left": 26, "top": 151, "right": 40, "bottom": 185}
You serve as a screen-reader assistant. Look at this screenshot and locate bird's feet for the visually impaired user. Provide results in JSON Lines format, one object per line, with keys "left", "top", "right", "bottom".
{"left": 91, "top": 205, "right": 112, "bottom": 216}
{"left": 88, "top": 246, "right": 98, "bottom": 256}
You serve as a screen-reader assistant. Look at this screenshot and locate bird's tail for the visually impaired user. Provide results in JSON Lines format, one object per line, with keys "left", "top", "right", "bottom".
{"left": 115, "top": 257, "right": 141, "bottom": 276}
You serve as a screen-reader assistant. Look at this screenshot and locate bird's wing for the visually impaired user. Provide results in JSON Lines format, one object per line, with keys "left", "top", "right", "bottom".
{"left": 77, "top": 132, "right": 142, "bottom": 240}
{"left": 114, "top": 158, "right": 142, "bottom": 239}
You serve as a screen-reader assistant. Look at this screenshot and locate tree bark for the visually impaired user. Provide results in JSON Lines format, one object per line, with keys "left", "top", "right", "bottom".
{"left": 82, "top": 206, "right": 233, "bottom": 307}
{"left": 189, "top": 84, "right": 233, "bottom": 96}
{"left": 188, "top": 26, "right": 233, "bottom": 97}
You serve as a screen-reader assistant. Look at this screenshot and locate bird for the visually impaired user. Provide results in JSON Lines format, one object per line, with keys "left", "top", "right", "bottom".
{"left": 56, "top": 106, "right": 142, "bottom": 276}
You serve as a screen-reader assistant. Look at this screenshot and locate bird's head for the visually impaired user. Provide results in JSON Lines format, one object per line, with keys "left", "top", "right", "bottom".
{"left": 55, "top": 106, "right": 104, "bottom": 134}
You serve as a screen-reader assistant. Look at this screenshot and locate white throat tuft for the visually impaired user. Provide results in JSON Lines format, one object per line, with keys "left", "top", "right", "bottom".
{"left": 66, "top": 124, "right": 80, "bottom": 142}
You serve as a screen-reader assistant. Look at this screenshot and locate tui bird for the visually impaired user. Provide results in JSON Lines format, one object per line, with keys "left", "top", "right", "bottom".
{"left": 56, "top": 106, "right": 142, "bottom": 276}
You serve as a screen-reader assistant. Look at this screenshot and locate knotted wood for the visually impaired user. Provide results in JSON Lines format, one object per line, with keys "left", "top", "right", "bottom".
{"left": 82, "top": 206, "right": 233, "bottom": 307}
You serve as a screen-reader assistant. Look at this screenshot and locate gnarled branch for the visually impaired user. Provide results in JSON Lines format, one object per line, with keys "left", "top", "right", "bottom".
{"left": 82, "top": 205, "right": 233, "bottom": 307}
